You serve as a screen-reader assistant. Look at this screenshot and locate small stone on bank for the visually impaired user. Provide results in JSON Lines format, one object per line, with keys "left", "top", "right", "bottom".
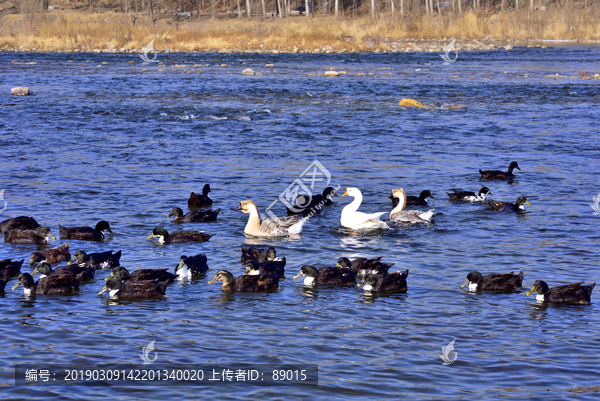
{"left": 324, "top": 71, "right": 340, "bottom": 77}
{"left": 242, "top": 68, "right": 255, "bottom": 75}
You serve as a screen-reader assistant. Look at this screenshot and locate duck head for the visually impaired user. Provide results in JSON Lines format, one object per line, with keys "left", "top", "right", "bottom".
{"left": 208, "top": 270, "right": 235, "bottom": 285}
{"left": 323, "top": 187, "right": 339, "bottom": 199}
{"left": 526, "top": 280, "right": 549, "bottom": 296}
{"left": 460, "top": 271, "right": 483, "bottom": 289}
{"left": 202, "top": 184, "right": 211, "bottom": 196}
{"left": 12, "top": 273, "right": 35, "bottom": 291}
{"left": 420, "top": 190, "right": 435, "bottom": 200}
{"left": 31, "top": 262, "right": 53, "bottom": 278}
{"left": 38, "top": 226, "right": 56, "bottom": 241}
{"left": 29, "top": 252, "right": 44, "bottom": 266}
{"left": 336, "top": 257, "right": 351, "bottom": 269}
{"left": 147, "top": 227, "right": 169, "bottom": 242}
{"left": 95, "top": 221, "right": 112, "bottom": 234}
{"left": 293, "top": 265, "right": 319, "bottom": 279}
{"left": 244, "top": 261, "right": 260, "bottom": 275}
{"left": 68, "top": 250, "right": 87, "bottom": 265}
{"left": 267, "top": 247, "right": 277, "bottom": 261}
{"left": 516, "top": 196, "right": 532, "bottom": 208}
{"left": 98, "top": 277, "right": 123, "bottom": 296}
{"left": 478, "top": 187, "right": 492, "bottom": 197}
{"left": 105, "top": 266, "right": 130, "bottom": 281}
{"left": 167, "top": 207, "right": 184, "bottom": 219}
{"left": 508, "top": 161, "right": 521, "bottom": 172}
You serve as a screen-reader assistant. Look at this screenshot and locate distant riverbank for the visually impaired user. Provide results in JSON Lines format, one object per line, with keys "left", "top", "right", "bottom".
{"left": 1, "top": 10, "right": 598, "bottom": 54}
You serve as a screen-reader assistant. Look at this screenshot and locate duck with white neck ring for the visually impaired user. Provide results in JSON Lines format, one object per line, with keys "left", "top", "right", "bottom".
{"left": 358, "top": 270, "right": 409, "bottom": 293}
{"left": 235, "top": 200, "right": 308, "bottom": 237}
{"left": 390, "top": 189, "right": 435, "bottom": 224}
{"left": 340, "top": 187, "right": 388, "bottom": 230}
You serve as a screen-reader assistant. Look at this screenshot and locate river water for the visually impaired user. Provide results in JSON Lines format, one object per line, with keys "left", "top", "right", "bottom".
{"left": 1, "top": 45, "right": 599, "bottom": 400}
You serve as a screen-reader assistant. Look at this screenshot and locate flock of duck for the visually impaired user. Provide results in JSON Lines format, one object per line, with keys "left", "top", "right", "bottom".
{"left": 0, "top": 161, "right": 595, "bottom": 304}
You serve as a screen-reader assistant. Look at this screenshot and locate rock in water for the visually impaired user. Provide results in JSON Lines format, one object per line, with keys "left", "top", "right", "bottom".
{"left": 324, "top": 71, "right": 340, "bottom": 77}
{"left": 11, "top": 87, "right": 30, "bottom": 96}
{"left": 242, "top": 68, "right": 255, "bottom": 75}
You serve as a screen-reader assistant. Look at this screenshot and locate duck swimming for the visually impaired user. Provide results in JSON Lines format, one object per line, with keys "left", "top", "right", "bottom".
{"left": 59, "top": 221, "right": 112, "bottom": 241}
{"left": 359, "top": 270, "right": 409, "bottom": 293}
{"left": 340, "top": 188, "right": 388, "bottom": 230}
{"left": 106, "top": 266, "right": 176, "bottom": 283}
{"left": 68, "top": 250, "right": 121, "bottom": 270}
{"left": 390, "top": 189, "right": 434, "bottom": 224}
{"left": 336, "top": 257, "right": 393, "bottom": 279}
{"left": 485, "top": 196, "right": 531, "bottom": 212}
{"left": 4, "top": 226, "right": 55, "bottom": 244}
{"left": 175, "top": 254, "right": 209, "bottom": 278}
{"left": 167, "top": 207, "right": 221, "bottom": 223}
{"left": 479, "top": 161, "right": 521, "bottom": 180}
{"left": 292, "top": 265, "right": 356, "bottom": 286}
{"left": 30, "top": 243, "right": 71, "bottom": 266}
{"left": 99, "top": 277, "right": 170, "bottom": 298}
{"left": 406, "top": 190, "right": 435, "bottom": 206}
{"left": 0, "top": 258, "right": 23, "bottom": 278}
{"left": 208, "top": 269, "right": 279, "bottom": 292}
{"left": 147, "top": 227, "right": 214, "bottom": 243}
{"left": 525, "top": 280, "right": 595, "bottom": 304}
{"left": 12, "top": 272, "right": 79, "bottom": 296}
{"left": 0, "top": 216, "right": 40, "bottom": 233}
{"left": 32, "top": 262, "right": 95, "bottom": 283}
{"left": 188, "top": 184, "right": 213, "bottom": 208}
{"left": 236, "top": 200, "right": 308, "bottom": 237}
{"left": 460, "top": 271, "right": 524, "bottom": 291}
{"left": 286, "top": 187, "right": 339, "bottom": 215}
{"left": 447, "top": 186, "right": 492, "bottom": 202}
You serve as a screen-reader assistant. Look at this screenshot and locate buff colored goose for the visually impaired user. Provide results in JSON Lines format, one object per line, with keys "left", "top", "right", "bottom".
{"left": 340, "top": 188, "right": 388, "bottom": 230}
{"left": 235, "top": 200, "right": 307, "bottom": 237}
{"left": 390, "top": 189, "right": 434, "bottom": 224}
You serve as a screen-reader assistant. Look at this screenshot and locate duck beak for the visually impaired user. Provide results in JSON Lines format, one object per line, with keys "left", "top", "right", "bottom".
{"left": 525, "top": 286, "right": 536, "bottom": 296}
{"left": 357, "top": 283, "right": 363, "bottom": 287}
{"left": 525, "top": 201, "right": 532, "bottom": 207}
{"left": 104, "top": 272, "right": 113, "bottom": 281}
{"left": 342, "top": 189, "right": 349, "bottom": 197}
{"left": 98, "top": 285, "right": 108, "bottom": 295}
{"left": 516, "top": 166, "right": 521, "bottom": 171}
{"left": 460, "top": 279, "right": 470, "bottom": 289}
{"left": 332, "top": 191, "right": 338, "bottom": 197}
{"left": 67, "top": 259, "right": 73, "bottom": 265}
{"left": 292, "top": 273, "right": 301, "bottom": 279}
{"left": 107, "top": 228, "right": 113, "bottom": 234}
{"left": 31, "top": 268, "right": 40, "bottom": 276}
{"left": 29, "top": 258, "right": 36, "bottom": 266}
{"left": 50, "top": 234, "right": 56, "bottom": 240}
{"left": 430, "top": 196, "right": 436, "bottom": 200}
{"left": 235, "top": 204, "right": 243, "bottom": 211}
{"left": 147, "top": 234, "right": 155, "bottom": 240}
{"left": 11, "top": 281, "right": 21, "bottom": 290}
{"left": 207, "top": 279, "right": 215, "bottom": 284}
{"left": 488, "top": 191, "right": 493, "bottom": 196}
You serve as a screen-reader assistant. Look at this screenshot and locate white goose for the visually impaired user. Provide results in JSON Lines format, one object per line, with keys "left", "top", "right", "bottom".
{"left": 340, "top": 188, "right": 389, "bottom": 230}
{"left": 236, "top": 200, "right": 307, "bottom": 237}
{"left": 390, "top": 188, "right": 435, "bottom": 224}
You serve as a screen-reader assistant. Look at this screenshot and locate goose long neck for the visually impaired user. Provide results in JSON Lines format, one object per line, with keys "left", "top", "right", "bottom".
{"left": 245, "top": 205, "right": 262, "bottom": 233}
{"left": 345, "top": 192, "right": 363, "bottom": 213}
{"left": 391, "top": 192, "right": 406, "bottom": 215}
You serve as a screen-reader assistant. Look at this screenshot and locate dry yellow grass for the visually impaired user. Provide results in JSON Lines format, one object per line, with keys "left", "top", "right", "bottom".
{"left": 0, "top": 8, "right": 598, "bottom": 52}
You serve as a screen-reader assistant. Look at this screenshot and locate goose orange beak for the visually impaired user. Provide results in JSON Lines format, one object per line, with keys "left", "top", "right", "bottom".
{"left": 342, "top": 188, "right": 349, "bottom": 197}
